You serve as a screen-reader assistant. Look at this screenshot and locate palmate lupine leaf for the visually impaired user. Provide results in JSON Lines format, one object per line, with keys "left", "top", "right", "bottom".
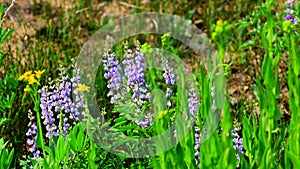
{"left": 68, "top": 123, "right": 87, "bottom": 152}
{"left": 54, "top": 135, "right": 70, "bottom": 165}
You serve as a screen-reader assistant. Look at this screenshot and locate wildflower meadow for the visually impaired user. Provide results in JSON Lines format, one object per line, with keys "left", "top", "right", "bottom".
{"left": 0, "top": 0, "right": 299, "bottom": 168}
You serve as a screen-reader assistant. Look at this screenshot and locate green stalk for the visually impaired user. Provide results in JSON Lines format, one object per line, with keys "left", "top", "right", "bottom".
{"left": 288, "top": 34, "right": 300, "bottom": 157}
{"left": 59, "top": 111, "right": 63, "bottom": 136}
{"left": 32, "top": 89, "right": 46, "bottom": 159}
{"left": 267, "top": 18, "right": 273, "bottom": 148}
{"left": 35, "top": 108, "right": 46, "bottom": 158}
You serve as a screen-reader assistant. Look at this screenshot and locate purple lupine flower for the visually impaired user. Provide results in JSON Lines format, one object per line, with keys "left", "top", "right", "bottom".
{"left": 187, "top": 85, "right": 199, "bottom": 122}
{"left": 286, "top": 0, "right": 294, "bottom": 6}
{"left": 26, "top": 110, "right": 40, "bottom": 160}
{"left": 71, "top": 68, "right": 88, "bottom": 118}
{"left": 53, "top": 75, "right": 72, "bottom": 136}
{"left": 134, "top": 120, "right": 149, "bottom": 127}
{"left": 232, "top": 128, "right": 244, "bottom": 164}
{"left": 194, "top": 126, "right": 201, "bottom": 168}
{"left": 290, "top": 17, "right": 297, "bottom": 25}
{"left": 162, "top": 58, "right": 176, "bottom": 85}
{"left": 38, "top": 66, "right": 87, "bottom": 138}
{"left": 285, "top": 14, "right": 297, "bottom": 24}
{"left": 166, "top": 87, "right": 172, "bottom": 106}
{"left": 284, "top": 0, "right": 297, "bottom": 25}
{"left": 162, "top": 57, "right": 176, "bottom": 107}
{"left": 166, "top": 88, "right": 172, "bottom": 98}
{"left": 122, "top": 43, "right": 151, "bottom": 127}
{"left": 39, "top": 86, "right": 57, "bottom": 138}
{"left": 187, "top": 84, "right": 201, "bottom": 168}
{"left": 103, "top": 50, "right": 123, "bottom": 104}
{"left": 285, "top": 9, "right": 294, "bottom": 14}
{"left": 123, "top": 46, "right": 150, "bottom": 105}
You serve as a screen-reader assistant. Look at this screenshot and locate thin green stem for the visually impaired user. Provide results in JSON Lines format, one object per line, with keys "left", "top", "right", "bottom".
{"left": 34, "top": 99, "right": 46, "bottom": 158}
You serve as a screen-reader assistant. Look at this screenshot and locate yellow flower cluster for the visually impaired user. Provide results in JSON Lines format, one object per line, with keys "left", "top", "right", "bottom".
{"left": 18, "top": 69, "right": 46, "bottom": 85}
{"left": 211, "top": 19, "right": 231, "bottom": 41}
{"left": 75, "top": 84, "right": 90, "bottom": 92}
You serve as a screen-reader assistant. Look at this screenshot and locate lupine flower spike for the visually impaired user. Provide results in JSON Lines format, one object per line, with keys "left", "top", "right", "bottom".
{"left": 232, "top": 126, "right": 244, "bottom": 164}
{"left": 162, "top": 57, "right": 176, "bottom": 106}
{"left": 187, "top": 85, "right": 199, "bottom": 123}
{"left": 285, "top": 0, "right": 297, "bottom": 25}
{"left": 122, "top": 42, "right": 151, "bottom": 127}
{"left": 194, "top": 126, "right": 201, "bottom": 168}
{"left": 26, "top": 109, "right": 40, "bottom": 160}
{"left": 38, "top": 66, "right": 88, "bottom": 138}
{"left": 102, "top": 47, "right": 123, "bottom": 104}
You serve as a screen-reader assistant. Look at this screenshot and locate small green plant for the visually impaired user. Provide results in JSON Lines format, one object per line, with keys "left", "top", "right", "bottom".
{"left": 0, "top": 138, "right": 14, "bottom": 169}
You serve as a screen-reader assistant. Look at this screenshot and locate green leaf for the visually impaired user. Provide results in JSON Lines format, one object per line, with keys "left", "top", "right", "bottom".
{"left": 35, "top": 124, "right": 43, "bottom": 148}
{"left": 0, "top": 118, "right": 10, "bottom": 126}
{"left": 0, "top": 4, "right": 5, "bottom": 16}
{"left": 287, "top": 150, "right": 300, "bottom": 168}
{"left": 0, "top": 29, "right": 14, "bottom": 43}
{"left": 76, "top": 127, "right": 85, "bottom": 152}
{"left": 114, "top": 117, "right": 127, "bottom": 123}
{"left": 88, "top": 141, "right": 97, "bottom": 169}
{"left": 240, "top": 41, "right": 254, "bottom": 49}
{"left": 55, "top": 136, "right": 67, "bottom": 162}
{"left": 222, "top": 147, "right": 231, "bottom": 168}
{"left": 6, "top": 148, "right": 14, "bottom": 169}
{"left": 0, "top": 148, "right": 8, "bottom": 168}
{"left": 242, "top": 117, "right": 252, "bottom": 153}
{"left": 112, "top": 121, "right": 128, "bottom": 128}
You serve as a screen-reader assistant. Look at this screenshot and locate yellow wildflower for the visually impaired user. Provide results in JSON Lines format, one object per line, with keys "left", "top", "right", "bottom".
{"left": 157, "top": 110, "right": 168, "bottom": 120}
{"left": 34, "top": 69, "right": 46, "bottom": 79}
{"left": 217, "top": 19, "right": 223, "bottom": 26}
{"left": 230, "top": 45, "right": 235, "bottom": 52}
{"left": 75, "top": 84, "right": 90, "bottom": 92}
{"left": 18, "top": 70, "right": 32, "bottom": 81}
{"left": 27, "top": 75, "right": 39, "bottom": 85}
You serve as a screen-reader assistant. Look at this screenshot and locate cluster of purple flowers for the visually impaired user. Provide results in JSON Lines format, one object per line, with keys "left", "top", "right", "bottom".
{"left": 26, "top": 65, "right": 88, "bottom": 159}
{"left": 39, "top": 75, "right": 79, "bottom": 138}
{"left": 285, "top": 0, "right": 297, "bottom": 24}
{"left": 39, "top": 85, "right": 58, "bottom": 138}
{"left": 102, "top": 43, "right": 180, "bottom": 128}
{"left": 39, "top": 68, "right": 85, "bottom": 137}
{"left": 232, "top": 127, "right": 244, "bottom": 163}
{"left": 163, "top": 63, "right": 175, "bottom": 86}
{"left": 187, "top": 85, "right": 201, "bottom": 168}
{"left": 26, "top": 110, "right": 40, "bottom": 160}
{"left": 102, "top": 49, "right": 123, "bottom": 104}
{"left": 194, "top": 126, "right": 201, "bottom": 168}
{"left": 71, "top": 68, "right": 88, "bottom": 119}
{"left": 102, "top": 43, "right": 152, "bottom": 127}
{"left": 162, "top": 57, "right": 176, "bottom": 106}
{"left": 122, "top": 44, "right": 152, "bottom": 127}
{"left": 188, "top": 85, "right": 199, "bottom": 123}
{"left": 122, "top": 45, "right": 150, "bottom": 108}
